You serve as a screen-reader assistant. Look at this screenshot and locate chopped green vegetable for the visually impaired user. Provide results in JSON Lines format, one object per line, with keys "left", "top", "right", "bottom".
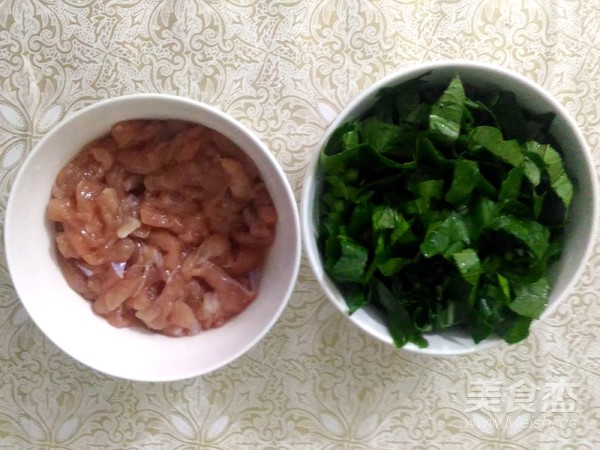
{"left": 452, "top": 249, "right": 483, "bottom": 286}
{"left": 429, "top": 76, "right": 466, "bottom": 145}
{"left": 524, "top": 141, "right": 573, "bottom": 208}
{"left": 469, "top": 126, "right": 525, "bottom": 167}
{"left": 317, "top": 75, "right": 573, "bottom": 348}
{"left": 330, "top": 235, "right": 369, "bottom": 283}
{"left": 509, "top": 277, "right": 550, "bottom": 319}
{"left": 420, "top": 211, "right": 472, "bottom": 258}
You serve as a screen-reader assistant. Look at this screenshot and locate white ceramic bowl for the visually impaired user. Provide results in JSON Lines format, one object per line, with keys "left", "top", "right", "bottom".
{"left": 301, "top": 60, "right": 598, "bottom": 355}
{"left": 5, "top": 94, "right": 301, "bottom": 381}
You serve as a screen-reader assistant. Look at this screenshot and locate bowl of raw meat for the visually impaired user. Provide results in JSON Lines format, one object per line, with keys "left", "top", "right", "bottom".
{"left": 4, "top": 94, "right": 301, "bottom": 381}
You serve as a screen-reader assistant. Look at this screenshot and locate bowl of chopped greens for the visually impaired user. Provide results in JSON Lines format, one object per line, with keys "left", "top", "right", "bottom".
{"left": 301, "top": 60, "right": 598, "bottom": 355}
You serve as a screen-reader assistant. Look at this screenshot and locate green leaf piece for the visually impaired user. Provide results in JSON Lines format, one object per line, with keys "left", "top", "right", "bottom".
{"left": 429, "top": 76, "right": 466, "bottom": 145}
{"left": 452, "top": 249, "right": 483, "bottom": 286}
{"left": 524, "top": 141, "right": 573, "bottom": 208}
{"left": 509, "top": 277, "right": 550, "bottom": 319}
{"left": 489, "top": 215, "right": 550, "bottom": 260}
{"left": 420, "top": 212, "right": 472, "bottom": 258}
{"left": 469, "top": 126, "right": 525, "bottom": 167}
{"left": 330, "top": 236, "right": 369, "bottom": 283}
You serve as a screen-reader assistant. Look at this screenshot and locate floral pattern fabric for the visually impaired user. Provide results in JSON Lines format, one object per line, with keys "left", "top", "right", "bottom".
{"left": 1, "top": 1, "right": 599, "bottom": 448}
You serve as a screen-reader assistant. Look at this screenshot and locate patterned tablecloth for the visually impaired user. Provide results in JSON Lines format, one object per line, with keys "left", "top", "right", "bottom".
{"left": 1, "top": 1, "right": 600, "bottom": 448}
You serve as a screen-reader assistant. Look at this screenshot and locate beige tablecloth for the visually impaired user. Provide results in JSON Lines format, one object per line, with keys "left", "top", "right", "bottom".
{"left": 1, "top": 1, "right": 599, "bottom": 448}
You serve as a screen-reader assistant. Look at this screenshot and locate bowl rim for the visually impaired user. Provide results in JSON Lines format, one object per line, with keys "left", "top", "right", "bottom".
{"left": 4, "top": 93, "right": 302, "bottom": 381}
{"left": 300, "top": 59, "right": 599, "bottom": 355}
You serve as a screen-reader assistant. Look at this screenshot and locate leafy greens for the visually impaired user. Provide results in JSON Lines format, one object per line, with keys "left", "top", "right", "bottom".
{"left": 317, "top": 75, "right": 573, "bottom": 348}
